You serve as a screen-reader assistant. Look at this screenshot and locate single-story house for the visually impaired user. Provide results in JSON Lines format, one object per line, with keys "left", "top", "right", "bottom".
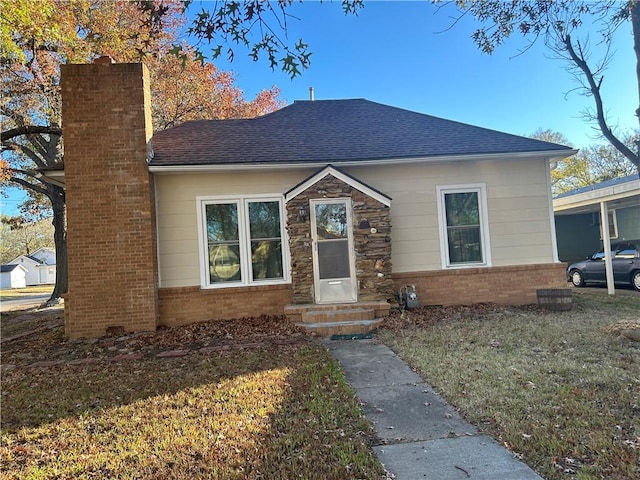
{"left": 0, "top": 264, "right": 28, "bottom": 289}
{"left": 8, "top": 247, "right": 56, "bottom": 286}
{"left": 56, "top": 61, "right": 576, "bottom": 339}
{"left": 554, "top": 174, "right": 640, "bottom": 264}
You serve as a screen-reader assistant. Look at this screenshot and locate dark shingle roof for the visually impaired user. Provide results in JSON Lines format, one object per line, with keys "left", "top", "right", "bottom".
{"left": 150, "top": 99, "right": 573, "bottom": 167}
{"left": 1, "top": 264, "right": 21, "bottom": 273}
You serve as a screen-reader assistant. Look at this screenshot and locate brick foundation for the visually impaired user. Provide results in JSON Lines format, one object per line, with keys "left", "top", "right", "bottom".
{"left": 393, "top": 263, "right": 568, "bottom": 306}
{"left": 158, "top": 284, "right": 292, "bottom": 327}
{"left": 62, "top": 62, "right": 158, "bottom": 339}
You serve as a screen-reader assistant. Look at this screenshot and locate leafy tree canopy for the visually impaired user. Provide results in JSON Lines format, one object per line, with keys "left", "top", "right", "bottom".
{"left": 0, "top": 0, "right": 284, "bottom": 303}
{"left": 531, "top": 128, "right": 638, "bottom": 195}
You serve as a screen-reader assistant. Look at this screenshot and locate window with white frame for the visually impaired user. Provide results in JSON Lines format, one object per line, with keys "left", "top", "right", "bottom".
{"left": 437, "top": 184, "right": 490, "bottom": 268}
{"left": 198, "top": 196, "right": 287, "bottom": 287}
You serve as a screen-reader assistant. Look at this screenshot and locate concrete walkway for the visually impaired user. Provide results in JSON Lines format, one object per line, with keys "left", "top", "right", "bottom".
{"left": 323, "top": 339, "right": 543, "bottom": 480}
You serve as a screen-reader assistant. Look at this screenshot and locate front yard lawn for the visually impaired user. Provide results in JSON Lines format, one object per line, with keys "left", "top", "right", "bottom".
{"left": 1, "top": 316, "right": 386, "bottom": 480}
{"left": 378, "top": 291, "right": 640, "bottom": 480}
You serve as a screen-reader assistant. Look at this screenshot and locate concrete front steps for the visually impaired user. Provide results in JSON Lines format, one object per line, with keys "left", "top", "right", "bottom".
{"left": 284, "top": 301, "right": 391, "bottom": 337}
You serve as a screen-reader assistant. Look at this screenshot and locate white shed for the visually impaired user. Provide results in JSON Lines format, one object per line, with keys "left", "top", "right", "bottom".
{"left": 0, "top": 264, "right": 28, "bottom": 289}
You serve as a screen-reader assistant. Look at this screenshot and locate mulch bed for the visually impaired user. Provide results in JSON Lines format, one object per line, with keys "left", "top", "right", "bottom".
{"left": 1, "top": 309, "right": 311, "bottom": 368}
{"left": 1, "top": 302, "right": 548, "bottom": 369}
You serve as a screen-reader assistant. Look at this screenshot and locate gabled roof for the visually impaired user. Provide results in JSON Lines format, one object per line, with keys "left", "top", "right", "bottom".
{"left": 25, "top": 255, "right": 44, "bottom": 264}
{"left": 1, "top": 264, "right": 27, "bottom": 273}
{"left": 150, "top": 99, "right": 575, "bottom": 168}
{"left": 8, "top": 248, "right": 56, "bottom": 266}
{"left": 8, "top": 254, "right": 42, "bottom": 266}
{"left": 30, "top": 247, "right": 56, "bottom": 264}
{"left": 285, "top": 165, "right": 392, "bottom": 206}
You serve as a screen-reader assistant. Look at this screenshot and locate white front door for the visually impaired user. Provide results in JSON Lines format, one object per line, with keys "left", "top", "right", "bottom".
{"left": 311, "top": 198, "right": 358, "bottom": 304}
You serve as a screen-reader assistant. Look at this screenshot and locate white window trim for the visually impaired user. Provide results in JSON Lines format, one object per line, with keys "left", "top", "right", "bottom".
{"left": 436, "top": 184, "right": 492, "bottom": 269}
{"left": 196, "top": 194, "right": 291, "bottom": 289}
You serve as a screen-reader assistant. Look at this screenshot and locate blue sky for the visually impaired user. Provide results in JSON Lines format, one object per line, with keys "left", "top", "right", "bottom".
{"left": 196, "top": 1, "right": 635, "bottom": 148}
{"left": 1, "top": 1, "right": 635, "bottom": 217}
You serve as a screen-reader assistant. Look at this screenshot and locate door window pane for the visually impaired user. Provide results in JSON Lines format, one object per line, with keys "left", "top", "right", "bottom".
{"left": 318, "top": 241, "right": 350, "bottom": 279}
{"left": 315, "top": 203, "right": 347, "bottom": 239}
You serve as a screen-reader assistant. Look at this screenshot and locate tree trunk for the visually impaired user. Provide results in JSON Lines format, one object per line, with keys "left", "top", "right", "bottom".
{"left": 45, "top": 184, "right": 67, "bottom": 306}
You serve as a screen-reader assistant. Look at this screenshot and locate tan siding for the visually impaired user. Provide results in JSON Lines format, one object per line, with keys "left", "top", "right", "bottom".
{"left": 491, "top": 219, "right": 550, "bottom": 235}
{"left": 155, "top": 158, "right": 556, "bottom": 286}
{"left": 343, "top": 159, "right": 554, "bottom": 273}
{"left": 160, "top": 265, "right": 201, "bottom": 285}
{"left": 155, "top": 171, "right": 311, "bottom": 287}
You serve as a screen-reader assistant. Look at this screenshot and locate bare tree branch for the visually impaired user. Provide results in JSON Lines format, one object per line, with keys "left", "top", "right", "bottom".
{"left": 8, "top": 175, "right": 50, "bottom": 197}
{"left": 1, "top": 125, "right": 62, "bottom": 142}
{"left": 1, "top": 141, "right": 48, "bottom": 168}
{"left": 563, "top": 34, "right": 639, "bottom": 170}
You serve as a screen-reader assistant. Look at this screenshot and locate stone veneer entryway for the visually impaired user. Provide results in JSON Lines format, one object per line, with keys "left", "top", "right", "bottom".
{"left": 283, "top": 167, "right": 394, "bottom": 335}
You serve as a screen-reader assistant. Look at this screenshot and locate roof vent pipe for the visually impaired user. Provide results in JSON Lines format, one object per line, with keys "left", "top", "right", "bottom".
{"left": 309, "top": 87, "right": 314, "bottom": 101}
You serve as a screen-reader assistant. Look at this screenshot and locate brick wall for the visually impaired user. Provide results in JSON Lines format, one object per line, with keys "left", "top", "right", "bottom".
{"left": 393, "top": 263, "right": 568, "bottom": 306}
{"left": 61, "top": 62, "right": 158, "bottom": 339}
{"left": 158, "top": 284, "right": 292, "bottom": 327}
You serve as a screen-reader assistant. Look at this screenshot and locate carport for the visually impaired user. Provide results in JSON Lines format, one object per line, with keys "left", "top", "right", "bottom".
{"left": 553, "top": 174, "right": 640, "bottom": 295}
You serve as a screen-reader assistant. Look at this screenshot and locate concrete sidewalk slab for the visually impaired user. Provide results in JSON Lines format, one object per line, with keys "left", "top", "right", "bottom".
{"left": 322, "top": 339, "right": 543, "bottom": 480}
{"left": 329, "top": 343, "right": 422, "bottom": 389}
{"left": 374, "top": 436, "right": 542, "bottom": 480}
{"left": 357, "top": 383, "right": 476, "bottom": 442}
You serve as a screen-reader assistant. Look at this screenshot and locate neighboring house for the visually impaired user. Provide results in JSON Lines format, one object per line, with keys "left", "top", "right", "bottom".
{"left": 54, "top": 61, "right": 576, "bottom": 339}
{"left": 554, "top": 174, "right": 640, "bottom": 264}
{"left": 0, "top": 264, "right": 27, "bottom": 289}
{"left": 8, "top": 247, "right": 56, "bottom": 286}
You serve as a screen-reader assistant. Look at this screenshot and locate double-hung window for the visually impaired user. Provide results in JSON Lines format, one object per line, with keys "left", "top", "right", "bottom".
{"left": 437, "top": 184, "right": 491, "bottom": 268}
{"left": 198, "top": 196, "right": 288, "bottom": 287}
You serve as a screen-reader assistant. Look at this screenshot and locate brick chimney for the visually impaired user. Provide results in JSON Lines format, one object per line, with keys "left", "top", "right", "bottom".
{"left": 61, "top": 62, "right": 158, "bottom": 339}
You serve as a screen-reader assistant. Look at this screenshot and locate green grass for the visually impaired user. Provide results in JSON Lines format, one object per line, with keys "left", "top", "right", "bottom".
{"left": 378, "top": 291, "right": 640, "bottom": 480}
{"left": 1, "top": 344, "right": 385, "bottom": 479}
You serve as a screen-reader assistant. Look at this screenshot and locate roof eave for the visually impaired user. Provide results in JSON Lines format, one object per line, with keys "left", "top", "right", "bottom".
{"left": 148, "top": 149, "right": 577, "bottom": 173}
{"left": 553, "top": 176, "right": 640, "bottom": 213}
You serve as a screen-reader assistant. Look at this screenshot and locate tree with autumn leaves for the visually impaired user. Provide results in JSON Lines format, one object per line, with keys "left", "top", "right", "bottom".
{"left": 1, "top": 0, "right": 282, "bottom": 303}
